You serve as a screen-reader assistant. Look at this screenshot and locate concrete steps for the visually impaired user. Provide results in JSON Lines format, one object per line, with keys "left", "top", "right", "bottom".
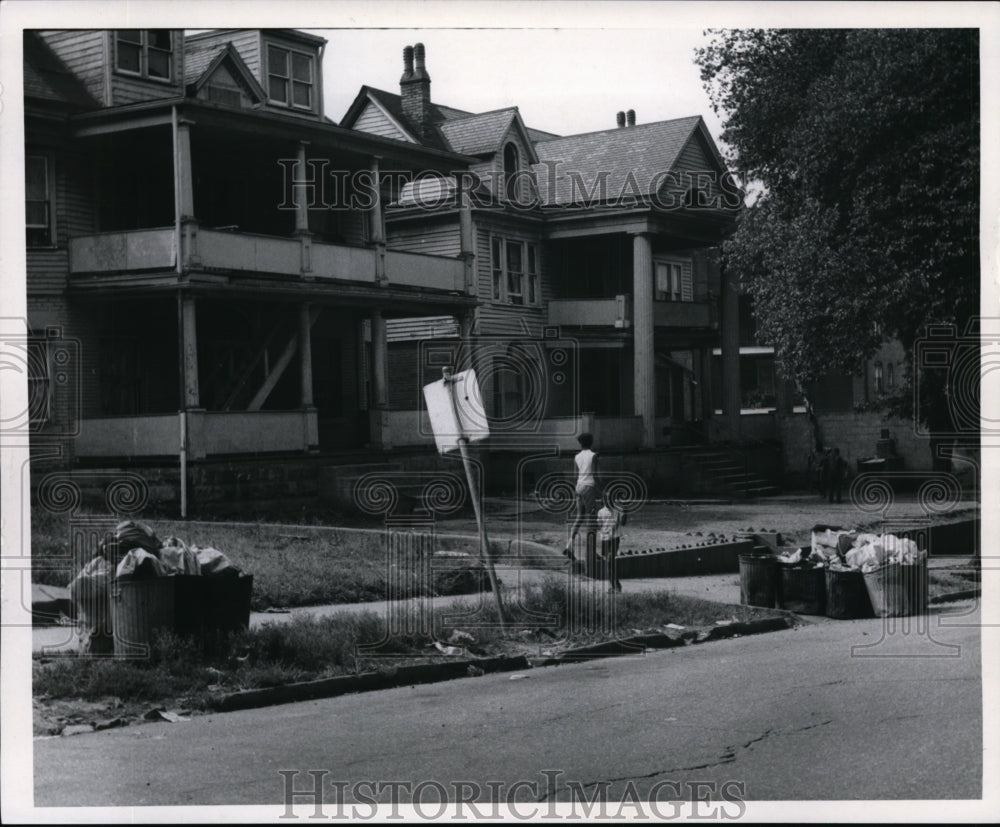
{"left": 689, "top": 449, "right": 781, "bottom": 499}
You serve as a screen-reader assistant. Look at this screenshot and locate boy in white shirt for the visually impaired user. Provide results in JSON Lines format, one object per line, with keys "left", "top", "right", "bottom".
{"left": 597, "top": 494, "right": 626, "bottom": 592}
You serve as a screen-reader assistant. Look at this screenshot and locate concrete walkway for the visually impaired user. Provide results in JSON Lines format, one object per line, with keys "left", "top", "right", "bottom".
{"left": 31, "top": 552, "right": 976, "bottom": 654}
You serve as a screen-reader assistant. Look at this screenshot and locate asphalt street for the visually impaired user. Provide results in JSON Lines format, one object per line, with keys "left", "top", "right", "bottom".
{"left": 32, "top": 600, "right": 983, "bottom": 813}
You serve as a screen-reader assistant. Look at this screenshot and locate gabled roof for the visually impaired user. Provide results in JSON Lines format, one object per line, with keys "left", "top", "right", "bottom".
{"left": 341, "top": 86, "right": 559, "bottom": 151}
{"left": 438, "top": 107, "right": 539, "bottom": 163}
{"left": 185, "top": 42, "right": 266, "bottom": 103}
{"left": 533, "top": 116, "right": 723, "bottom": 206}
{"left": 23, "top": 31, "right": 98, "bottom": 110}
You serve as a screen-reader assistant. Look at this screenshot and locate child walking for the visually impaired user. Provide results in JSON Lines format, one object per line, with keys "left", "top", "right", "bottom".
{"left": 597, "top": 494, "right": 626, "bottom": 592}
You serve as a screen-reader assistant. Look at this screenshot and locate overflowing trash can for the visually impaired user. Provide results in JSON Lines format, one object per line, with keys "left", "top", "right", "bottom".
{"left": 824, "top": 566, "right": 874, "bottom": 619}
{"left": 68, "top": 520, "right": 253, "bottom": 658}
{"left": 863, "top": 559, "right": 928, "bottom": 617}
{"left": 778, "top": 564, "right": 826, "bottom": 615}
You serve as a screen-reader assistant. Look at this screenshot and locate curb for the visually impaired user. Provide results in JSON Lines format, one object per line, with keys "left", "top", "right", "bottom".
{"left": 208, "top": 655, "right": 531, "bottom": 712}
{"left": 207, "top": 616, "right": 795, "bottom": 712}
{"left": 533, "top": 616, "right": 796, "bottom": 666}
{"left": 929, "top": 587, "right": 981, "bottom": 605}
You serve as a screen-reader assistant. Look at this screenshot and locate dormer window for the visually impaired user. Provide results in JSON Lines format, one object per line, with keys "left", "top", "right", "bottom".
{"left": 503, "top": 143, "right": 520, "bottom": 202}
{"left": 267, "top": 44, "right": 314, "bottom": 110}
{"left": 115, "top": 30, "right": 172, "bottom": 80}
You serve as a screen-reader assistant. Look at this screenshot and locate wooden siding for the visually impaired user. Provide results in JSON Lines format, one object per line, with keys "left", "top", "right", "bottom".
{"left": 386, "top": 222, "right": 461, "bottom": 257}
{"left": 338, "top": 211, "right": 368, "bottom": 247}
{"left": 353, "top": 101, "right": 411, "bottom": 140}
{"left": 26, "top": 122, "right": 96, "bottom": 294}
{"left": 37, "top": 30, "right": 107, "bottom": 104}
{"left": 473, "top": 226, "right": 546, "bottom": 337}
{"left": 26, "top": 250, "right": 69, "bottom": 294}
{"left": 110, "top": 61, "right": 183, "bottom": 106}
{"left": 187, "top": 30, "right": 261, "bottom": 79}
{"left": 673, "top": 134, "right": 730, "bottom": 212}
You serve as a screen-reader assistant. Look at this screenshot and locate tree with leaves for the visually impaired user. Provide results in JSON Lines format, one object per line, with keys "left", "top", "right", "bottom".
{"left": 695, "top": 29, "right": 979, "bottom": 445}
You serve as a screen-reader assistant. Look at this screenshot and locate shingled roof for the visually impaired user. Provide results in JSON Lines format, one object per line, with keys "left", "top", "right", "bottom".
{"left": 23, "top": 31, "right": 98, "bottom": 110}
{"left": 184, "top": 40, "right": 226, "bottom": 85}
{"left": 346, "top": 86, "right": 559, "bottom": 151}
{"left": 532, "top": 117, "right": 710, "bottom": 206}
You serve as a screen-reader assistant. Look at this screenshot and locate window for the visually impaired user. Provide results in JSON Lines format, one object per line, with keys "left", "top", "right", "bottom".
{"left": 490, "top": 237, "right": 539, "bottom": 306}
{"left": 26, "top": 155, "right": 52, "bottom": 247}
{"left": 115, "top": 30, "right": 172, "bottom": 80}
{"left": 874, "top": 362, "right": 884, "bottom": 394}
{"left": 27, "top": 335, "right": 52, "bottom": 426}
{"left": 506, "top": 241, "right": 524, "bottom": 305}
{"left": 503, "top": 143, "right": 520, "bottom": 202}
{"left": 491, "top": 238, "right": 503, "bottom": 301}
{"left": 656, "top": 261, "right": 691, "bottom": 302}
{"left": 527, "top": 245, "right": 538, "bottom": 305}
{"left": 887, "top": 362, "right": 895, "bottom": 390}
{"left": 267, "top": 44, "right": 314, "bottom": 110}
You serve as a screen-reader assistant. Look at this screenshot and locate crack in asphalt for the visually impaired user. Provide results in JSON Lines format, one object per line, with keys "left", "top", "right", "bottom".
{"left": 536, "top": 719, "right": 835, "bottom": 801}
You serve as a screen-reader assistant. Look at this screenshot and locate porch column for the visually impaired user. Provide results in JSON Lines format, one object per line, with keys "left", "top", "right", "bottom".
{"left": 299, "top": 302, "right": 315, "bottom": 408}
{"left": 181, "top": 295, "right": 200, "bottom": 409}
{"left": 459, "top": 192, "right": 476, "bottom": 295}
{"left": 632, "top": 232, "right": 655, "bottom": 449}
{"left": 174, "top": 116, "right": 199, "bottom": 268}
{"left": 369, "top": 309, "right": 390, "bottom": 448}
{"left": 720, "top": 261, "right": 742, "bottom": 439}
{"left": 294, "top": 141, "right": 310, "bottom": 234}
{"left": 700, "top": 347, "right": 714, "bottom": 421}
{"left": 295, "top": 141, "right": 313, "bottom": 278}
{"left": 370, "top": 157, "right": 388, "bottom": 285}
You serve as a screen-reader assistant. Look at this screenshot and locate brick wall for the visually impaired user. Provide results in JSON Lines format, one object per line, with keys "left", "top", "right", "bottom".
{"left": 779, "top": 410, "right": 933, "bottom": 478}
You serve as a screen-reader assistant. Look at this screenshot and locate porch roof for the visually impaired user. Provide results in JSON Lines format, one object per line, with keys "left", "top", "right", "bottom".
{"left": 67, "top": 270, "right": 477, "bottom": 313}
{"left": 70, "top": 98, "right": 479, "bottom": 171}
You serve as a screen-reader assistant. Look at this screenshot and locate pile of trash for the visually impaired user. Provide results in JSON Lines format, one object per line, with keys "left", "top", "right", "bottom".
{"left": 776, "top": 525, "right": 927, "bottom": 574}
{"left": 68, "top": 520, "right": 244, "bottom": 654}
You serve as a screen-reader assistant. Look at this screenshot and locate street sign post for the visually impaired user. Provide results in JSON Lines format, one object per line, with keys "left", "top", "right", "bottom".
{"left": 423, "top": 367, "right": 506, "bottom": 630}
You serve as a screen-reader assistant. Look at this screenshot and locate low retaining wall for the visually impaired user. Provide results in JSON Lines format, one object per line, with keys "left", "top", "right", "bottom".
{"left": 613, "top": 539, "right": 754, "bottom": 579}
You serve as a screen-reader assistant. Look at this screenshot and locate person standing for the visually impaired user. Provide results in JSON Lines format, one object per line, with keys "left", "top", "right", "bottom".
{"left": 564, "top": 432, "right": 598, "bottom": 559}
{"left": 827, "top": 447, "right": 848, "bottom": 504}
{"left": 597, "top": 493, "right": 626, "bottom": 592}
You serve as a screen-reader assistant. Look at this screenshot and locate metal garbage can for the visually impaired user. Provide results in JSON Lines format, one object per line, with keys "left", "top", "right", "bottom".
{"left": 779, "top": 564, "right": 826, "bottom": 615}
{"left": 739, "top": 552, "right": 777, "bottom": 608}
{"left": 863, "top": 560, "right": 928, "bottom": 617}
{"left": 112, "top": 574, "right": 253, "bottom": 658}
{"left": 825, "top": 567, "right": 874, "bottom": 619}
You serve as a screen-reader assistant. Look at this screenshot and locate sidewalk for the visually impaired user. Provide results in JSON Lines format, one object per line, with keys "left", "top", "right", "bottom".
{"left": 31, "top": 552, "right": 977, "bottom": 654}
{"left": 31, "top": 564, "right": 753, "bottom": 654}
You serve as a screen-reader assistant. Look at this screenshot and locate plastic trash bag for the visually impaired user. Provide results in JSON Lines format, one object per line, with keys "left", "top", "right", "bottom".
{"left": 192, "top": 546, "right": 241, "bottom": 577}
{"left": 68, "top": 556, "right": 113, "bottom": 655}
{"left": 99, "top": 520, "right": 162, "bottom": 567}
{"left": 159, "top": 537, "right": 201, "bottom": 576}
{"left": 115, "top": 548, "right": 168, "bottom": 580}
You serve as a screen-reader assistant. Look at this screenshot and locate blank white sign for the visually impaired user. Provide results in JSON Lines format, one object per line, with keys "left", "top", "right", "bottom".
{"left": 422, "top": 368, "right": 489, "bottom": 454}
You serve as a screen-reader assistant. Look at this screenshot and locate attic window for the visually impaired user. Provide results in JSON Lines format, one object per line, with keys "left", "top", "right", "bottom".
{"left": 267, "top": 44, "right": 314, "bottom": 110}
{"left": 115, "top": 30, "right": 172, "bottom": 81}
{"left": 503, "top": 143, "right": 520, "bottom": 202}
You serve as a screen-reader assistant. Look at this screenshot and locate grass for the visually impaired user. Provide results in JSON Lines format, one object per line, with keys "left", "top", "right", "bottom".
{"left": 30, "top": 509, "right": 490, "bottom": 609}
{"left": 33, "top": 574, "right": 782, "bottom": 715}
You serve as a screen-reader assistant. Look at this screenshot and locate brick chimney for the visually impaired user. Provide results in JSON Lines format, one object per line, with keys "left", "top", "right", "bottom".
{"left": 616, "top": 111, "right": 626, "bottom": 128}
{"left": 626, "top": 109, "right": 636, "bottom": 127}
{"left": 401, "top": 42, "right": 432, "bottom": 141}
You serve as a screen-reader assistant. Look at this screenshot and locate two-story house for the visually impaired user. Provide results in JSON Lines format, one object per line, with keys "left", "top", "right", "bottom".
{"left": 341, "top": 43, "right": 744, "bottom": 461}
{"left": 25, "top": 29, "right": 482, "bottom": 470}
{"left": 25, "top": 29, "right": 757, "bottom": 505}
